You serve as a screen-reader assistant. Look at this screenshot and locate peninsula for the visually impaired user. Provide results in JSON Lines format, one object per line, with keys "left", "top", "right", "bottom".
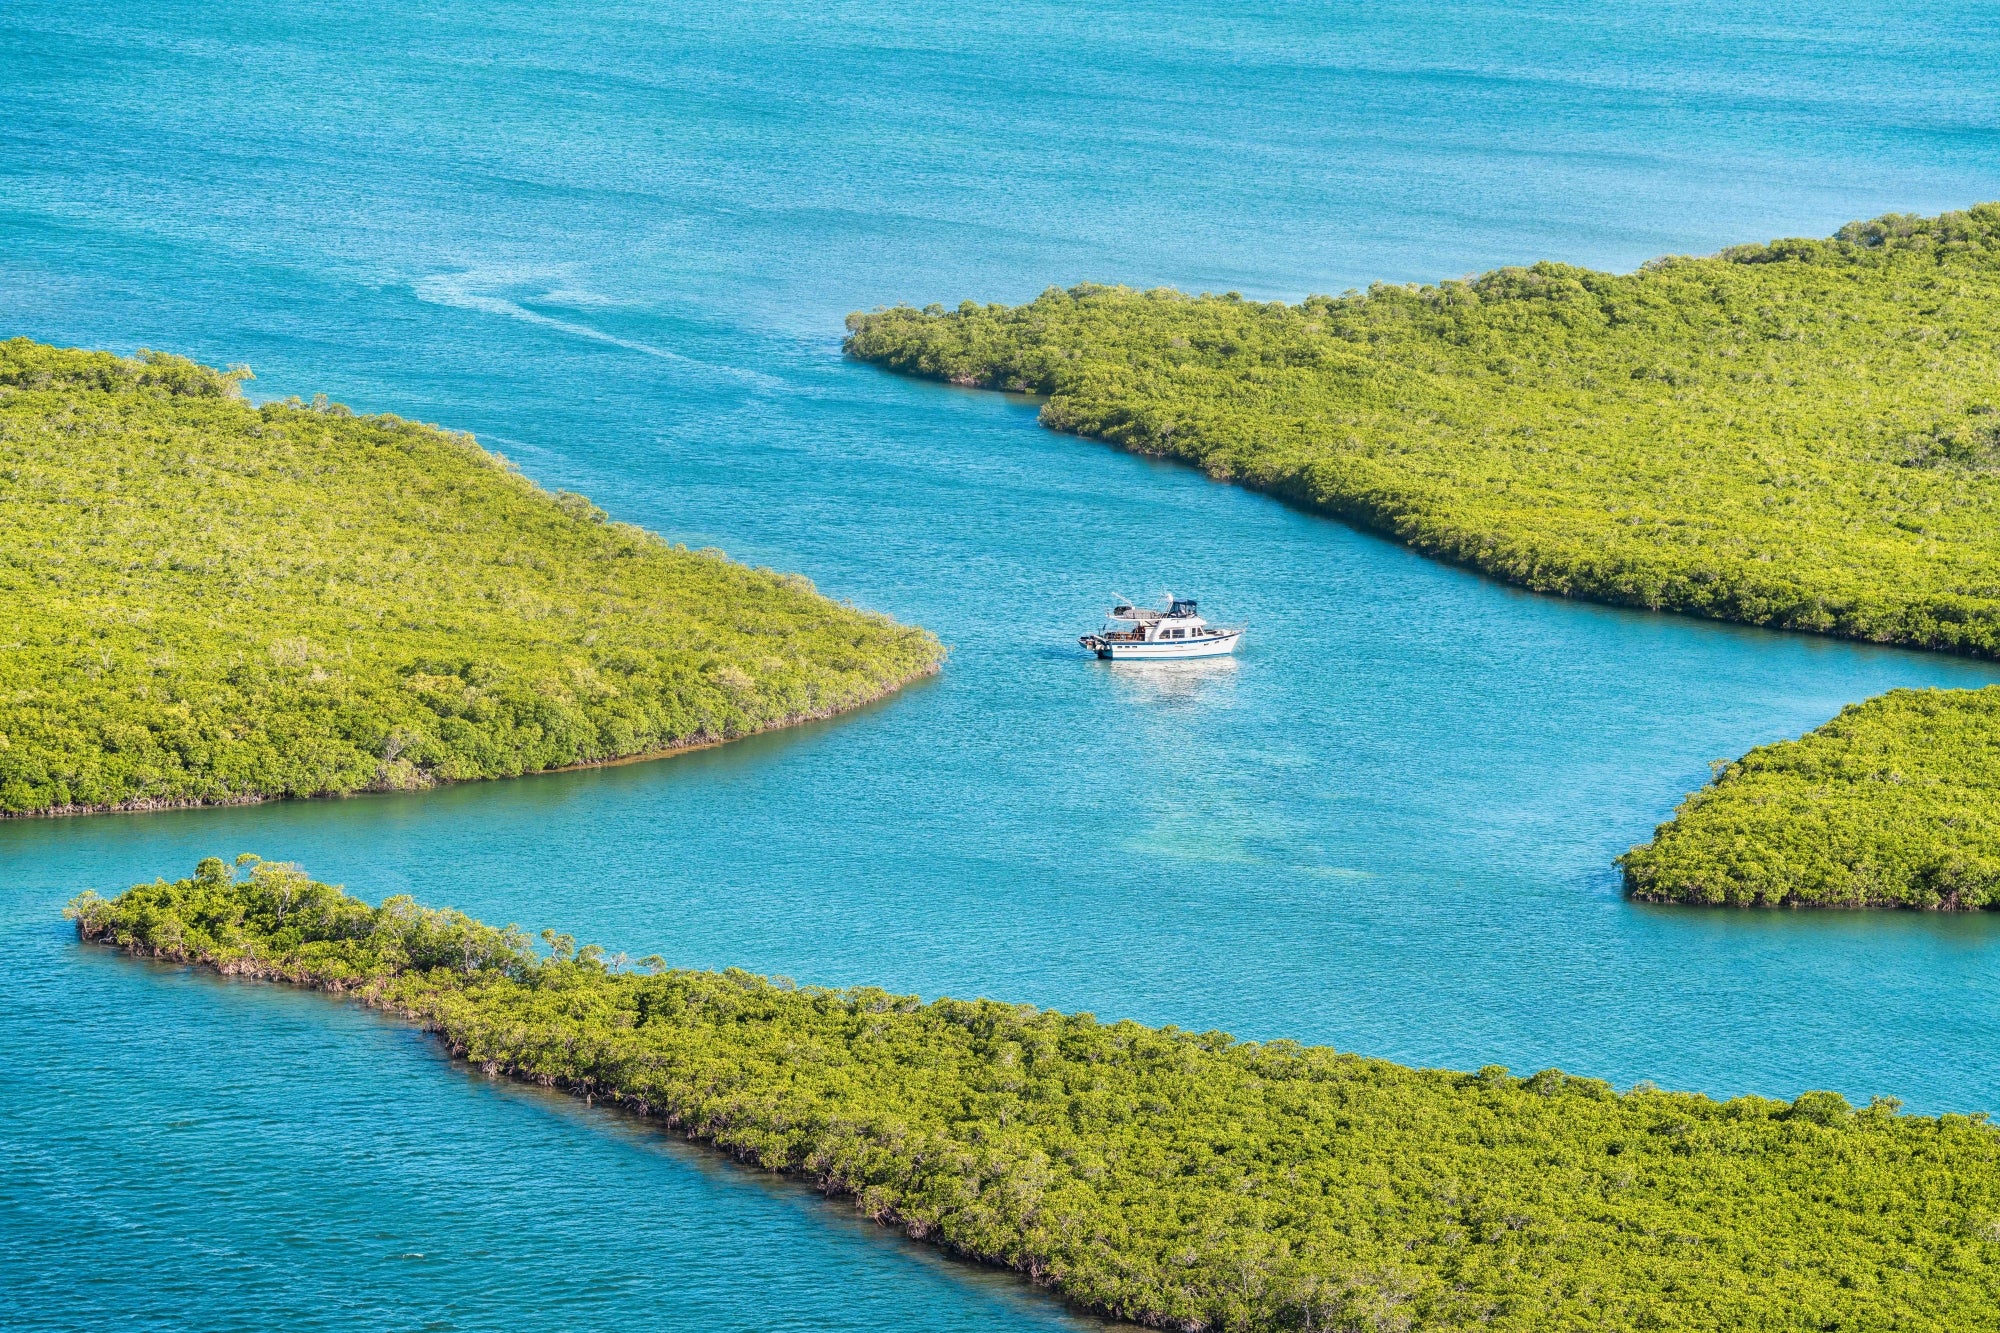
{"left": 1620, "top": 686, "right": 2000, "bottom": 907}
{"left": 70, "top": 857, "right": 2000, "bottom": 1332}
{"left": 0, "top": 339, "right": 943, "bottom": 816}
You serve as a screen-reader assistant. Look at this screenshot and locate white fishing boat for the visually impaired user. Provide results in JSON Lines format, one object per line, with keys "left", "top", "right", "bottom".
{"left": 1079, "top": 596, "right": 1243, "bottom": 660}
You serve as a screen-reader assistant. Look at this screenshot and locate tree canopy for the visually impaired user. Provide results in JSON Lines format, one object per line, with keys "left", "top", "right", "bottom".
{"left": 847, "top": 207, "right": 2000, "bottom": 655}
{"left": 0, "top": 339, "right": 942, "bottom": 814}
{"left": 1621, "top": 686, "right": 2000, "bottom": 907}
{"left": 71, "top": 859, "right": 2000, "bottom": 1331}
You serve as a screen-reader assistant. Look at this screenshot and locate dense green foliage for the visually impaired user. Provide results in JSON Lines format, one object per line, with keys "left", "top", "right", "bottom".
{"left": 0, "top": 339, "right": 941, "bottom": 814}
{"left": 847, "top": 206, "right": 2000, "bottom": 655}
{"left": 1621, "top": 687, "right": 2000, "bottom": 908}
{"left": 73, "top": 858, "right": 2000, "bottom": 1331}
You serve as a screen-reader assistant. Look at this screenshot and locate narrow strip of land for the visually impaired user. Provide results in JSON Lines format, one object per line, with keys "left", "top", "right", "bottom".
{"left": 72, "top": 858, "right": 2000, "bottom": 1332}
{"left": 0, "top": 339, "right": 943, "bottom": 816}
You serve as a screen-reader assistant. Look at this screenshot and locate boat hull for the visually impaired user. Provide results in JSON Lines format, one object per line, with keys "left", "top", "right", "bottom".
{"left": 1085, "top": 631, "right": 1241, "bottom": 660}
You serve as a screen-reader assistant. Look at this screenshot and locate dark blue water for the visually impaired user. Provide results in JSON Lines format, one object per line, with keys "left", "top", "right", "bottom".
{"left": 7, "top": 1, "right": 2000, "bottom": 1328}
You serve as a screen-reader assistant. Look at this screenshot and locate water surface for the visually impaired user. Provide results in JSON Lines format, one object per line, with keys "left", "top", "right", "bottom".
{"left": 7, "top": 1, "right": 2000, "bottom": 1328}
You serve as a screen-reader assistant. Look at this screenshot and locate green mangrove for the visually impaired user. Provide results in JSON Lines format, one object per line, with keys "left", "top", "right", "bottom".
{"left": 1621, "top": 686, "right": 2000, "bottom": 908}
{"left": 0, "top": 338, "right": 943, "bottom": 815}
{"left": 846, "top": 206, "right": 2000, "bottom": 655}
{"left": 69, "top": 857, "right": 2000, "bottom": 1331}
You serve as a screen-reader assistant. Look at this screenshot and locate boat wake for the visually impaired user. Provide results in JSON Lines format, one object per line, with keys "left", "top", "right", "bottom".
{"left": 411, "top": 271, "right": 780, "bottom": 388}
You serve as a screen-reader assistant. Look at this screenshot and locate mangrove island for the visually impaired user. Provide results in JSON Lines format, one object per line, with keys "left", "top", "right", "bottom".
{"left": 0, "top": 339, "right": 943, "bottom": 816}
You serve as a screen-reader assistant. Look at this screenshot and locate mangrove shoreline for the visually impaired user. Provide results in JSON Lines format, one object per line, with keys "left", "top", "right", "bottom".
{"left": 0, "top": 663, "right": 940, "bottom": 821}
{"left": 0, "top": 338, "right": 945, "bottom": 817}
{"left": 1618, "top": 685, "right": 2000, "bottom": 910}
{"left": 67, "top": 859, "right": 2000, "bottom": 1332}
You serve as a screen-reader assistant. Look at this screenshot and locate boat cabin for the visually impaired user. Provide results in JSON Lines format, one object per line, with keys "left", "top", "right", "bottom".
{"left": 1103, "top": 598, "right": 1215, "bottom": 643}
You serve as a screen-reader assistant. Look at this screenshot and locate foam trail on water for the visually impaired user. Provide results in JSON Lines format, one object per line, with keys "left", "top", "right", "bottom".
{"left": 413, "top": 272, "right": 782, "bottom": 388}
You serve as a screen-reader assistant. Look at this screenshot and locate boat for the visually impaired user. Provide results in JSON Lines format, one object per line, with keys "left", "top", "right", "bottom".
{"left": 1079, "top": 596, "right": 1243, "bottom": 660}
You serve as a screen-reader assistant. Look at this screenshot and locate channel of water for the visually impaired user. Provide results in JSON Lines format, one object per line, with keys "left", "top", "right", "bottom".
{"left": 6, "top": 1, "right": 2000, "bottom": 1327}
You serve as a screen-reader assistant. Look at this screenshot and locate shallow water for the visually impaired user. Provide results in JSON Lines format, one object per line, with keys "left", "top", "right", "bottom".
{"left": 6, "top": 1, "right": 2000, "bottom": 1328}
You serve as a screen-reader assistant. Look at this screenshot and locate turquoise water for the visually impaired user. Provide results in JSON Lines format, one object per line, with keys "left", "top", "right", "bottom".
{"left": 7, "top": 1, "right": 2000, "bottom": 1327}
